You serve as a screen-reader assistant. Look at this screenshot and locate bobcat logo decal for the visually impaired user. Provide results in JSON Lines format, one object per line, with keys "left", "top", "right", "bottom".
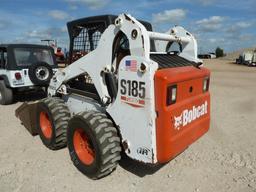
{"left": 174, "top": 114, "right": 183, "bottom": 130}
{"left": 173, "top": 101, "right": 208, "bottom": 130}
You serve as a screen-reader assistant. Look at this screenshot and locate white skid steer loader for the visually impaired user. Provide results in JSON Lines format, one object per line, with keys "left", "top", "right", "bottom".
{"left": 16, "top": 14, "right": 210, "bottom": 179}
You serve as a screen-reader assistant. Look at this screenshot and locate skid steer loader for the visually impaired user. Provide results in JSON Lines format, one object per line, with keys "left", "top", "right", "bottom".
{"left": 16, "top": 14, "right": 210, "bottom": 179}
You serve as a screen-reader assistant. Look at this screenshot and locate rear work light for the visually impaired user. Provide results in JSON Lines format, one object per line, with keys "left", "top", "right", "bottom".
{"left": 15, "top": 72, "right": 22, "bottom": 80}
{"left": 167, "top": 85, "right": 177, "bottom": 105}
{"left": 203, "top": 77, "right": 210, "bottom": 92}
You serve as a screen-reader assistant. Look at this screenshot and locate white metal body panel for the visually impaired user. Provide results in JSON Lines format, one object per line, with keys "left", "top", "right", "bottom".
{"left": 64, "top": 94, "right": 104, "bottom": 115}
{"left": 107, "top": 56, "right": 158, "bottom": 163}
{"left": 0, "top": 68, "right": 58, "bottom": 88}
{"left": 0, "top": 69, "right": 32, "bottom": 87}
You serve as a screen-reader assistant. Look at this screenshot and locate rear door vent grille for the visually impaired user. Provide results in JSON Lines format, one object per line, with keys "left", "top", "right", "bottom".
{"left": 150, "top": 54, "right": 197, "bottom": 69}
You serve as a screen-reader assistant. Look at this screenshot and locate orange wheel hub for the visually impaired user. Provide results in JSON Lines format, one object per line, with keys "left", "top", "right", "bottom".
{"left": 73, "top": 128, "right": 95, "bottom": 165}
{"left": 39, "top": 112, "right": 53, "bottom": 139}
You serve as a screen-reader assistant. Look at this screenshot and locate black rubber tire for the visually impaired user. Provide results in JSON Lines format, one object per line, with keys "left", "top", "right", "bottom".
{"left": 67, "top": 111, "right": 121, "bottom": 179}
{"left": 0, "top": 80, "right": 13, "bottom": 105}
{"left": 28, "top": 62, "right": 53, "bottom": 86}
{"left": 37, "top": 97, "right": 71, "bottom": 150}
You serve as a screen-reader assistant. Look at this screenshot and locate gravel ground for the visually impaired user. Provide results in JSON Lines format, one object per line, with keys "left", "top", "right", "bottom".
{"left": 0, "top": 59, "right": 256, "bottom": 192}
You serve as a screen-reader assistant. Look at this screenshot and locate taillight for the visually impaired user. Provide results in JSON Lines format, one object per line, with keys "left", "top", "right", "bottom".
{"left": 203, "top": 77, "right": 209, "bottom": 92}
{"left": 15, "top": 72, "right": 22, "bottom": 80}
{"left": 167, "top": 85, "right": 177, "bottom": 105}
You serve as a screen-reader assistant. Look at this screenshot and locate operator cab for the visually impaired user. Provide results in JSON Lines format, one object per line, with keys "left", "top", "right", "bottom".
{"left": 67, "top": 15, "right": 155, "bottom": 65}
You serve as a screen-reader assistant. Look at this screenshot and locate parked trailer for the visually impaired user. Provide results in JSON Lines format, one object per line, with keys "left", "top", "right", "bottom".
{"left": 252, "top": 52, "right": 256, "bottom": 66}
{"left": 243, "top": 51, "right": 253, "bottom": 65}
{"left": 236, "top": 50, "right": 256, "bottom": 66}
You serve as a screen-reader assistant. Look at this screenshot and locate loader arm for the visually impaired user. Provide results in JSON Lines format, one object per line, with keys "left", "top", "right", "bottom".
{"left": 48, "top": 14, "right": 151, "bottom": 103}
{"left": 48, "top": 14, "right": 198, "bottom": 103}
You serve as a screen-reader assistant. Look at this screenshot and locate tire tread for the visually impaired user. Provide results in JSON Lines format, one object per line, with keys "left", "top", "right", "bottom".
{"left": 40, "top": 97, "right": 70, "bottom": 150}
{"left": 71, "top": 111, "right": 121, "bottom": 179}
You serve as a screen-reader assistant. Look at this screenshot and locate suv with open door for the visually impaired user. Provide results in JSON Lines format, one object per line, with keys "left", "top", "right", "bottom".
{"left": 0, "top": 44, "right": 58, "bottom": 105}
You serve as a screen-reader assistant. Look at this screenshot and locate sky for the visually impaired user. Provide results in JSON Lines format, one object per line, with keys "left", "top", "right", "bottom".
{"left": 0, "top": 0, "right": 255, "bottom": 53}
